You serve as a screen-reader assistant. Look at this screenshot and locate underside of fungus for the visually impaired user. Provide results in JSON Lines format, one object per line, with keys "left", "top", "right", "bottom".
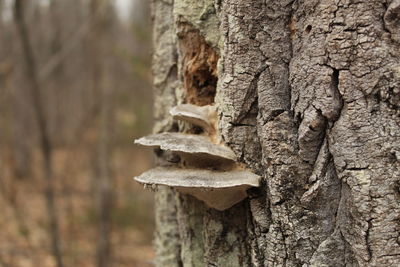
{"left": 133, "top": 104, "right": 261, "bottom": 210}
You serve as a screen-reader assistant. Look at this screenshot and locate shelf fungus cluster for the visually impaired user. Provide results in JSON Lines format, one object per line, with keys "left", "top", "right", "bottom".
{"left": 133, "top": 104, "right": 261, "bottom": 211}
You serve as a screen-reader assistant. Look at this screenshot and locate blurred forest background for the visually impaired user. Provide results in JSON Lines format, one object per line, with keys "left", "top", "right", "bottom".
{"left": 0, "top": 0, "right": 155, "bottom": 266}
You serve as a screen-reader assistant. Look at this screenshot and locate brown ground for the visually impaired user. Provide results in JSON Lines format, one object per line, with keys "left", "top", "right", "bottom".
{"left": 0, "top": 145, "right": 155, "bottom": 266}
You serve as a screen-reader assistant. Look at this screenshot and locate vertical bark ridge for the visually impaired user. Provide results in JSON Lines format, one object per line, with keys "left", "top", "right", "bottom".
{"left": 176, "top": 195, "right": 206, "bottom": 266}
{"left": 215, "top": 1, "right": 270, "bottom": 265}
{"left": 152, "top": 1, "right": 182, "bottom": 266}
{"left": 291, "top": 0, "right": 400, "bottom": 266}
{"left": 203, "top": 205, "right": 251, "bottom": 266}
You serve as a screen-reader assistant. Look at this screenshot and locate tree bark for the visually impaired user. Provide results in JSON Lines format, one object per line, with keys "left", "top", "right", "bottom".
{"left": 151, "top": 0, "right": 400, "bottom": 266}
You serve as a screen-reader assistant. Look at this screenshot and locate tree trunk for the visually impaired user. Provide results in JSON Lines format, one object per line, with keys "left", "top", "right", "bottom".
{"left": 151, "top": 0, "right": 400, "bottom": 266}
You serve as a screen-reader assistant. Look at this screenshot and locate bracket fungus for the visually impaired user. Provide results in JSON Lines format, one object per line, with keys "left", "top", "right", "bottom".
{"left": 136, "top": 167, "right": 260, "bottom": 211}
{"left": 169, "top": 104, "right": 217, "bottom": 134}
{"left": 134, "top": 132, "right": 236, "bottom": 168}
{"left": 133, "top": 104, "right": 261, "bottom": 210}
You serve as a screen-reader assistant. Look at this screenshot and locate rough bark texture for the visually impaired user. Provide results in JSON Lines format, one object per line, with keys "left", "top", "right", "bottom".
{"left": 151, "top": 0, "right": 400, "bottom": 266}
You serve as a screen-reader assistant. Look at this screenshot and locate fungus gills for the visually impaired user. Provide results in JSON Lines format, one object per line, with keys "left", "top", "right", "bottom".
{"left": 133, "top": 104, "right": 261, "bottom": 210}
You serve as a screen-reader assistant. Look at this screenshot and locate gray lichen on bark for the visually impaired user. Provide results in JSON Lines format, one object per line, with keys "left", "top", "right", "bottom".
{"left": 173, "top": 0, "right": 220, "bottom": 48}
{"left": 150, "top": 0, "right": 400, "bottom": 266}
{"left": 151, "top": 0, "right": 182, "bottom": 266}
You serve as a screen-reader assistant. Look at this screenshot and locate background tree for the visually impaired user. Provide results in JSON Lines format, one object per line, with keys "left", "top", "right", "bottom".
{"left": 13, "top": 1, "right": 64, "bottom": 266}
{"left": 151, "top": 0, "right": 400, "bottom": 266}
{"left": 0, "top": 0, "right": 154, "bottom": 266}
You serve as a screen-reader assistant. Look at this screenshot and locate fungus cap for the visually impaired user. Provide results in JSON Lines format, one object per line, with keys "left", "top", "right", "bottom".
{"left": 170, "top": 104, "right": 216, "bottom": 133}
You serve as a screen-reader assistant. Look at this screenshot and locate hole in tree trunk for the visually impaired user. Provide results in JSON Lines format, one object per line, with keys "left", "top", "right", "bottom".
{"left": 178, "top": 23, "right": 219, "bottom": 106}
